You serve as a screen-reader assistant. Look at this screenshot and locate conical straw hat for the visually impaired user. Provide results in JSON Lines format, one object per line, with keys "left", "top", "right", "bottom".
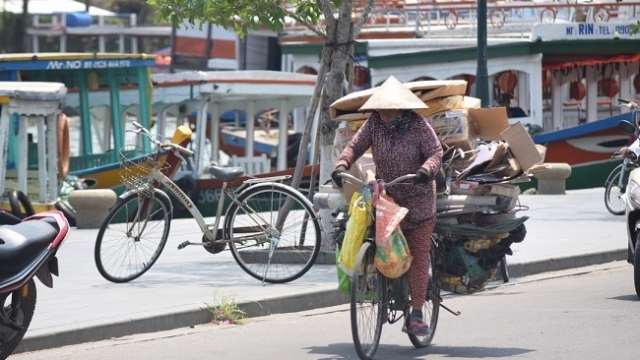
{"left": 358, "top": 76, "right": 428, "bottom": 111}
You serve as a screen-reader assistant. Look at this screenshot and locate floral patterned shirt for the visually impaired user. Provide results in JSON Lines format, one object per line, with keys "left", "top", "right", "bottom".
{"left": 336, "top": 110, "right": 443, "bottom": 229}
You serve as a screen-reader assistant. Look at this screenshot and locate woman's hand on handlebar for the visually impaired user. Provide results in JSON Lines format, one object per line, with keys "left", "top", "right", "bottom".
{"left": 331, "top": 165, "right": 347, "bottom": 188}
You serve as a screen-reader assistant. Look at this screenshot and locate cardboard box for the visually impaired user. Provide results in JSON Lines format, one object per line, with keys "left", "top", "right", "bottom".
{"left": 468, "top": 107, "right": 510, "bottom": 141}
{"left": 500, "top": 121, "right": 544, "bottom": 173}
{"left": 426, "top": 109, "right": 475, "bottom": 145}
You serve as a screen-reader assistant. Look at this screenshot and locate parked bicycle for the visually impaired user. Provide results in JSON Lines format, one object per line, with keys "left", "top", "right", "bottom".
{"left": 94, "top": 122, "right": 321, "bottom": 285}
{"left": 336, "top": 172, "right": 459, "bottom": 360}
{"left": 604, "top": 98, "right": 640, "bottom": 215}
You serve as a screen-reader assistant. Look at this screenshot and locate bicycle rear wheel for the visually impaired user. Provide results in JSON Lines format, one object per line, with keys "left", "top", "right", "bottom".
{"left": 224, "top": 182, "right": 321, "bottom": 284}
{"left": 94, "top": 190, "right": 172, "bottom": 283}
{"left": 408, "top": 242, "right": 440, "bottom": 348}
{"left": 604, "top": 164, "right": 627, "bottom": 216}
{"left": 351, "top": 241, "right": 385, "bottom": 360}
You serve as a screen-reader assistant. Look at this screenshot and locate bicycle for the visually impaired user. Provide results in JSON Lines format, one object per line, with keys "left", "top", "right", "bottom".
{"left": 604, "top": 98, "right": 640, "bottom": 215}
{"left": 94, "top": 121, "right": 321, "bottom": 285}
{"left": 337, "top": 172, "right": 454, "bottom": 360}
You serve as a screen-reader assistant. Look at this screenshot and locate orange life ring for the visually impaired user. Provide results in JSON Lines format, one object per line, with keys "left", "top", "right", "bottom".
{"left": 57, "top": 113, "right": 70, "bottom": 179}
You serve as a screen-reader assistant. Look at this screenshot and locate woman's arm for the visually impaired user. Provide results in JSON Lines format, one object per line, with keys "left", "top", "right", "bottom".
{"left": 335, "top": 118, "right": 374, "bottom": 169}
{"left": 417, "top": 115, "right": 443, "bottom": 178}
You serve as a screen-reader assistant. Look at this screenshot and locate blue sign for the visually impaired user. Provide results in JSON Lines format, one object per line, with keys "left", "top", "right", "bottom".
{"left": 0, "top": 58, "right": 157, "bottom": 71}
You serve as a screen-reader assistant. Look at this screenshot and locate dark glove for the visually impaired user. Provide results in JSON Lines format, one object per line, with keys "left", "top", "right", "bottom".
{"left": 332, "top": 165, "right": 347, "bottom": 188}
{"left": 413, "top": 168, "right": 431, "bottom": 185}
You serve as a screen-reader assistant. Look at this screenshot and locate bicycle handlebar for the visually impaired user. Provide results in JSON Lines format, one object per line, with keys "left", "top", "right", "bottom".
{"left": 338, "top": 172, "right": 416, "bottom": 188}
{"left": 129, "top": 121, "right": 195, "bottom": 156}
{"left": 619, "top": 98, "right": 639, "bottom": 109}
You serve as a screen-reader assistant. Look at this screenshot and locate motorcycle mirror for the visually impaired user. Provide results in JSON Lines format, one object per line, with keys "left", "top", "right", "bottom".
{"left": 617, "top": 120, "right": 635, "bottom": 134}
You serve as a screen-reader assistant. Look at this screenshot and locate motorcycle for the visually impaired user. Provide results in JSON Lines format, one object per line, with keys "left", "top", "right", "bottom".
{"left": 0, "top": 211, "right": 70, "bottom": 359}
{"left": 604, "top": 129, "right": 640, "bottom": 216}
{"left": 616, "top": 98, "right": 640, "bottom": 298}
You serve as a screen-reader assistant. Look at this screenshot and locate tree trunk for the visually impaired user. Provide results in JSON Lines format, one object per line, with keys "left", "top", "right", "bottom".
{"left": 16, "top": 0, "right": 29, "bottom": 53}
{"left": 317, "top": 0, "right": 355, "bottom": 251}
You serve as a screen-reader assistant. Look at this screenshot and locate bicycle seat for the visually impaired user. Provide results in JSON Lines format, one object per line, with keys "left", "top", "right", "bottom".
{"left": 208, "top": 165, "right": 245, "bottom": 182}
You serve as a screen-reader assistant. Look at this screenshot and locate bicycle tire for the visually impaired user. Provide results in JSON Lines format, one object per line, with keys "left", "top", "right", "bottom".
{"left": 224, "top": 182, "right": 321, "bottom": 284}
{"left": 94, "top": 190, "right": 172, "bottom": 283}
{"left": 604, "top": 164, "right": 627, "bottom": 215}
{"left": 351, "top": 241, "right": 385, "bottom": 360}
{"left": 408, "top": 241, "right": 440, "bottom": 348}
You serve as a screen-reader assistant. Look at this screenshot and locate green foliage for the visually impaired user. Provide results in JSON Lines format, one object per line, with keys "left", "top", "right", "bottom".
{"left": 147, "top": 0, "right": 333, "bottom": 36}
{"left": 630, "top": 21, "right": 640, "bottom": 35}
{"left": 206, "top": 293, "right": 246, "bottom": 325}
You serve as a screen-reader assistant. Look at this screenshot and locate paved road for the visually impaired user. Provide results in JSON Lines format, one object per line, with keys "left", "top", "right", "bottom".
{"left": 13, "top": 187, "right": 629, "bottom": 354}
{"left": 12, "top": 263, "right": 638, "bottom": 360}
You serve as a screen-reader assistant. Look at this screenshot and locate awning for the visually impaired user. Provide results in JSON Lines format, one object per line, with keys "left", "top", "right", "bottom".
{"left": 543, "top": 53, "right": 640, "bottom": 71}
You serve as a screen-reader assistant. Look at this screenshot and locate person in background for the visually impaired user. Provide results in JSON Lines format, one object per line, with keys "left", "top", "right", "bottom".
{"left": 331, "top": 76, "right": 443, "bottom": 336}
{"left": 498, "top": 93, "right": 528, "bottom": 118}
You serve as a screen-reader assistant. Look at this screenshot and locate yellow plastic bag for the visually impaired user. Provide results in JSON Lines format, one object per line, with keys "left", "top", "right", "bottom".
{"left": 339, "top": 192, "right": 373, "bottom": 275}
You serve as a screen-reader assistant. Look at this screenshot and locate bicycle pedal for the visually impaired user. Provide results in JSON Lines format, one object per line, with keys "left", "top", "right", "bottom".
{"left": 177, "top": 241, "right": 191, "bottom": 250}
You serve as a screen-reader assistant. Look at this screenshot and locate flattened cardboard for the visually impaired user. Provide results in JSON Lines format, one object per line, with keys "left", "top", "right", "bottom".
{"left": 418, "top": 82, "right": 468, "bottom": 102}
{"left": 463, "top": 96, "right": 481, "bottom": 109}
{"left": 330, "top": 79, "right": 468, "bottom": 120}
{"left": 500, "top": 121, "right": 544, "bottom": 173}
{"left": 333, "top": 112, "right": 370, "bottom": 122}
{"left": 468, "top": 107, "right": 510, "bottom": 141}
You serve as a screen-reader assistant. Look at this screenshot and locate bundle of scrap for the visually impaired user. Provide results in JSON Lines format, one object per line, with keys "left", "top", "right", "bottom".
{"left": 330, "top": 79, "right": 547, "bottom": 295}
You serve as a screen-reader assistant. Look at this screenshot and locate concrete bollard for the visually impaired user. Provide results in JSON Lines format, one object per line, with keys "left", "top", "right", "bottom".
{"left": 533, "top": 162, "right": 572, "bottom": 195}
{"left": 68, "top": 189, "right": 117, "bottom": 229}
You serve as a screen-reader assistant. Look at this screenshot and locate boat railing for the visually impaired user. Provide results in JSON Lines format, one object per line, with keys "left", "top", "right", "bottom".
{"left": 283, "top": 0, "right": 640, "bottom": 36}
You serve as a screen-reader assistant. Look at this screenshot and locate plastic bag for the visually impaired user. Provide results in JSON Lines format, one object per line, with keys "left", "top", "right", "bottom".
{"left": 375, "top": 194, "right": 408, "bottom": 242}
{"left": 375, "top": 228, "right": 413, "bottom": 279}
{"left": 336, "top": 248, "right": 351, "bottom": 295}
{"left": 374, "top": 194, "right": 412, "bottom": 279}
{"left": 339, "top": 192, "right": 373, "bottom": 275}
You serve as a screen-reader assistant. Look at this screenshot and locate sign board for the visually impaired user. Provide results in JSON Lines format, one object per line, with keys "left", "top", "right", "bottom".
{"left": 0, "top": 58, "right": 156, "bottom": 72}
{"left": 531, "top": 23, "right": 640, "bottom": 41}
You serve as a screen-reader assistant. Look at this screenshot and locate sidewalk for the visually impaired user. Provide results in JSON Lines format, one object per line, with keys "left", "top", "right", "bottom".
{"left": 15, "top": 187, "right": 627, "bottom": 354}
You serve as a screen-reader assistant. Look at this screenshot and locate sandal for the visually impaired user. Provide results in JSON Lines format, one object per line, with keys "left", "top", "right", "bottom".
{"left": 409, "top": 314, "right": 430, "bottom": 337}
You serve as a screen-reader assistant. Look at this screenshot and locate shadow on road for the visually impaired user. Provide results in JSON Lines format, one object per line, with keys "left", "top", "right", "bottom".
{"left": 305, "top": 343, "right": 534, "bottom": 359}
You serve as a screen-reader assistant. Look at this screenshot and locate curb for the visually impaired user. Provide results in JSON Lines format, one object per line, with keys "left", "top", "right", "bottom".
{"left": 16, "top": 249, "right": 627, "bottom": 354}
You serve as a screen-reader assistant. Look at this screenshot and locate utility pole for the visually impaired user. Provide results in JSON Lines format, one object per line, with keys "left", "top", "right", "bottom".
{"left": 85, "top": 0, "right": 90, "bottom": 12}
{"left": 476, "top": 0, "right": 489, "bottom": 107}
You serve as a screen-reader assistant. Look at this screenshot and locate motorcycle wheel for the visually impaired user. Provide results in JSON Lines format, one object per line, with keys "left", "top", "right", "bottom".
{"left": 0, "top": 279, "right": 37, "bottom": 360}
{"left": 634, "top": 234, "right": 640, "bottom": 298}
{"left": 604, "top": 164, "right": 627, "bottom": 216}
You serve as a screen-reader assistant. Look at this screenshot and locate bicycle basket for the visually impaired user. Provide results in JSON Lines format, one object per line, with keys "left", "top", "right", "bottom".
{"left": 119, "top": 145, "right": 167, "bottom": 195}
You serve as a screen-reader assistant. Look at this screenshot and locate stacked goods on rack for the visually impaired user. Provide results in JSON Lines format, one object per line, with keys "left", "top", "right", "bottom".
{"left": 329, "top": 78, "right": 547, "bottom": 294}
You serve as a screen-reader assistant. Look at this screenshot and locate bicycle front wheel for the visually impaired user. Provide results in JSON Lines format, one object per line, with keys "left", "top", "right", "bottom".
{"left": 351, "top": 241, "right": 385, "bottom": 360}
{"left": 94, "top": 190, "right": 172, "bottom": 283}
{"left": 224, "top": 182, "right": 321, "bottom": 284}
{"left": 604, "top": 164, "right": 627, "bottom": 216}
{"left": 408, "top": 242, "right": 440, "bottom": 348}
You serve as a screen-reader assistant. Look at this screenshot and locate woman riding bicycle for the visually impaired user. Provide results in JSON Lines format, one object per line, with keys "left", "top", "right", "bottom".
{"left": 332, "top": 76, "right": 443, "bottom": 336}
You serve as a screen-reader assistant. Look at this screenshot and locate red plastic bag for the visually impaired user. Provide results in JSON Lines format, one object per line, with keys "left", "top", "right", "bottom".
{"left": 375, "top": 194, "right": 407, "bottom": 242}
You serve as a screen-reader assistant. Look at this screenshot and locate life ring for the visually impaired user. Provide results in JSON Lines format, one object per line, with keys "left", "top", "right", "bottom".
{"left": 55, "top": 199, "right": 76, "bottom": 227}
{"left": 57, "top": 113, "right": 70, "bottom": 179}
{"left": 8, "top": 190, "right": 35, "bottom": 219}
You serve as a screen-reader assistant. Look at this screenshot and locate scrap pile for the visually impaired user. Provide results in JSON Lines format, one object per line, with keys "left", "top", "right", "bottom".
{"left": 329, "top": 79, "right": 546, "bottom": 294}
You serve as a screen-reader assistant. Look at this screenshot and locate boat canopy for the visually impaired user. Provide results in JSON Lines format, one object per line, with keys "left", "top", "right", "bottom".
{"left": 0, "top": 53, "right": 157, "bottom": 173}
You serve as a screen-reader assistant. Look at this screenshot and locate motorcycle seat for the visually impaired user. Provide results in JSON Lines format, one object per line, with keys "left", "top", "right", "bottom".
{"left": 0, "top": 220, "right": 58, "bottom": 273}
